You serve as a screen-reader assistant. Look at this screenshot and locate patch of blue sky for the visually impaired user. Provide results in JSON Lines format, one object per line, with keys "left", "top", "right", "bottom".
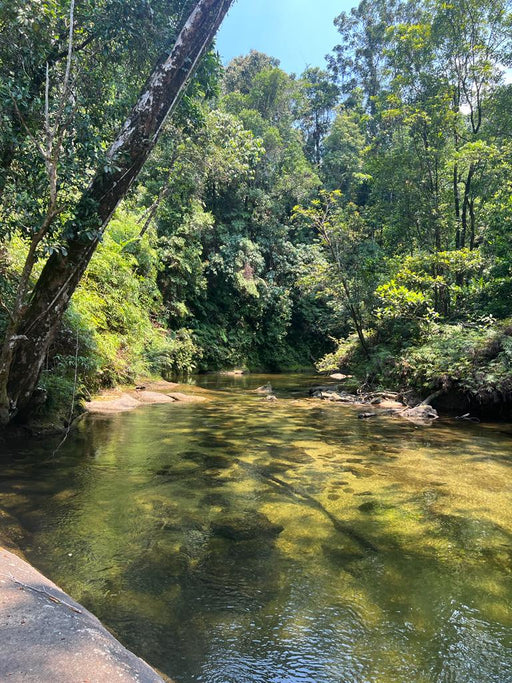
{"left": 216, "top": 0, "right": 356, "bottom": 75}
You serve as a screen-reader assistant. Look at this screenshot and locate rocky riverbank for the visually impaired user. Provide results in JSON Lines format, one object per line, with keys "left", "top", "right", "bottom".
{"left": 308, "top": 383, "right": 440, "bottom": 425}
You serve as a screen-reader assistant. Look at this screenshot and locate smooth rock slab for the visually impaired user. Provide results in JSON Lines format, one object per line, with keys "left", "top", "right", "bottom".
{"left": 0, "top": 548, "right": 166, "bottom": 683}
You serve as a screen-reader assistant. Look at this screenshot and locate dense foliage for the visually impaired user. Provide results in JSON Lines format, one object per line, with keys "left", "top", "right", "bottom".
{"left": 1, "top": 0, "right": 512, "bottom": 421}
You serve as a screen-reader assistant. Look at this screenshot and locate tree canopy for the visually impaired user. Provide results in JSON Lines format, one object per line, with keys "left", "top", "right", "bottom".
{"left": 1, "top": 0, "right": 512, "bottom": 425}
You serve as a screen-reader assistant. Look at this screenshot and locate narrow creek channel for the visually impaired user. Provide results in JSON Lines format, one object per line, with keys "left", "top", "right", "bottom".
{"left": 1, "top": 374, "right": 512, "bottom": 682}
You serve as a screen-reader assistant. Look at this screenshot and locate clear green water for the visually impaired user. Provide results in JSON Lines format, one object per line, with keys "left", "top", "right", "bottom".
{"left": 1, "top": 374, "right": 512, "bottom": 683}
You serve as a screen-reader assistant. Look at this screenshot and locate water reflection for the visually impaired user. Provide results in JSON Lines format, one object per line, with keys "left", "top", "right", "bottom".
{"left": 1, "top": 375, "right": 512, "bottom": 682}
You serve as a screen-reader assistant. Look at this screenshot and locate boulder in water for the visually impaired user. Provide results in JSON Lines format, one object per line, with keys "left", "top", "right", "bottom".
{"left": 401, "top": 404, "right": 438, "bottom": 424}
{"left": 309, "top": 384, "right": 340, "bottom": 395}
{"left": 254, "top": 383, "right": 273, "bottom": 395}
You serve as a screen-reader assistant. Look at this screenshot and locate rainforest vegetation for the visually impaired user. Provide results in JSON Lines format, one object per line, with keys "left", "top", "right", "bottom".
{"left": 1, "top": 0, "right": 512, "bottom": 426}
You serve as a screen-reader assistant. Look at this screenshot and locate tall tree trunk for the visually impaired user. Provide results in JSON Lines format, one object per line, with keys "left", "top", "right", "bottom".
{"left": 453, "top": 163, "right": 461, "bottom": 249}
{"left": 2, "top": 0, "right": 234, "bottom": 425}
{"left": 469, "top": 198, "right": 476, "bottom": 250}
{"left": 461, "top": 163, "right": 475, "bottom": 249}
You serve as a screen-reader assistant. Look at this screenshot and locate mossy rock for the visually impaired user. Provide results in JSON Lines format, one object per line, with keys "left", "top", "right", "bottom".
{"left": 322, "top": 543, "right": 365, "bottom": 566}
{"left": 211, "top": 511, "right": 284, "bottom": 541}
{"left": 358, "top": 500, "right": 379, "bottom": 513}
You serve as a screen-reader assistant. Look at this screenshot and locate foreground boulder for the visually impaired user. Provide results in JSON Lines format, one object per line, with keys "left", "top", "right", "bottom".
{"left": 0, "top": 548, "right": 165, "bottom": 682}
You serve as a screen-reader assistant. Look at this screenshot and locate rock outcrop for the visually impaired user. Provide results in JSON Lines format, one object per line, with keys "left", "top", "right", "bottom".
{"left": 86, "top": 382, "right": 209, "bottom": 414}
{"left": 0, "top": 548, "right": 166, "bottom": 682}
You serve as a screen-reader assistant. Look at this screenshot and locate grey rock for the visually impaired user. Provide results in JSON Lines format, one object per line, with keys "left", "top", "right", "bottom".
{"left": 401, "top": 404, "right": 439, "bottom": 421}
{"left": 254, "top": 383, "right": 273, "bottom": 395}
{"left": 0, "top": 548, "right": 165, "bottom": 682}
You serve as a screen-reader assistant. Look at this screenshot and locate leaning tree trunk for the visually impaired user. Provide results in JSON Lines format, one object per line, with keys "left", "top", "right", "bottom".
{"left": 3, "top": 0, "right": 234, "bottom": 424}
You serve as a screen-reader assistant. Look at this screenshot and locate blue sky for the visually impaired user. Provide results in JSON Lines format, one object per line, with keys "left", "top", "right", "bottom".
{"left": 217, "top": 0, "right": 357, "bottom": 75}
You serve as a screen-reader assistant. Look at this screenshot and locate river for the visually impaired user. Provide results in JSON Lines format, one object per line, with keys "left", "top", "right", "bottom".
{"left": 1, "top": 374, "right": 511, "bottom": 682}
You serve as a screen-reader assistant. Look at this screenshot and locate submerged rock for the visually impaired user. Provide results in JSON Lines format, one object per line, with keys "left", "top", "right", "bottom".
{"left": 211, "top": 512, "right": 284, "bottom": 541}
{"left": 322, "top": 544, "right": 365, "bottom": 567}
{"left": 278, "top": 449, "right": 314, "bottom": 464}
{"left": 358, "top": 501, "right": 378, "bottom": 513}
{"left": 166, "top": 392, "right": 207, "bottom": 403}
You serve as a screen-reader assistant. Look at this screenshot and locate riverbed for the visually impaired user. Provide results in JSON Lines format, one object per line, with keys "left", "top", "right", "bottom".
{"left": 1, "top": 374, "right": 511, "bottom": 682}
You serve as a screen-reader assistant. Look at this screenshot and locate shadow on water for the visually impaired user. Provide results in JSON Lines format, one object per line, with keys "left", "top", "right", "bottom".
{"left": 0, "top": 374, "right": 512, "bottom": 682}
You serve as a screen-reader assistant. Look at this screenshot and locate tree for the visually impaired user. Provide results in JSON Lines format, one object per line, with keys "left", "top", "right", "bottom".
{"left": 298, "top": 67, "right": 339, "bottom": 165}
{"left": 223, "top": 50, "right": 280, "bottom": 94}
{"left": 293, "top": 190, "right": 375, "bottom": 358}
{"left": 322, "top": 107, "right": 366, "bottom": 195}
{"left": 328, "top": 0, "right": 399, "bottom": 128}
{"left": 0, "top": 0, "right": 234, "bottom": 425}
{"left": 0, "top": 0, "right": 192, "bottom": 201}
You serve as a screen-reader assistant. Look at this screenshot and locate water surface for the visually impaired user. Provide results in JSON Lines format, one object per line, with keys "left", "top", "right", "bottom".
{"left": 1, "top": 375, "right": 511, "bottom": 682}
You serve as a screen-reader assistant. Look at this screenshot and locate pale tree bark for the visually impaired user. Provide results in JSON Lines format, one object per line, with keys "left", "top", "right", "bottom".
{"left": 1, "top": 0, "right": 234, "bottom": 425}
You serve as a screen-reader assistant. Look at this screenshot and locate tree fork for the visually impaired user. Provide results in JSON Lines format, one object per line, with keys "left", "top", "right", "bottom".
{"left": 2, "top": 0, "right": 234, "bottom": 424}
